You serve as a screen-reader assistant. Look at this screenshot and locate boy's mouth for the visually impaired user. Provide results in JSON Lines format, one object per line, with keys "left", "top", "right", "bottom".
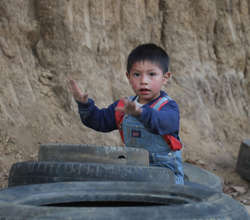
{"left": 140, "top": 88, "right": 150, "bottom": 91}
{"left": 139, "top": 88, "right": 151, "bottom": 94}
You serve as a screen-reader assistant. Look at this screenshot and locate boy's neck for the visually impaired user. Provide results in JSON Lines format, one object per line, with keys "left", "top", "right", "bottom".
{"left": 136, "top": 91, "right": 163, "bottom": 105}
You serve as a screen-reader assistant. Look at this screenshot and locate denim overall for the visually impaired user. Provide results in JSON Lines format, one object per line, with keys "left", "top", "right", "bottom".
{"left": 122, "top": 96, "right": 184, "bottom": 184}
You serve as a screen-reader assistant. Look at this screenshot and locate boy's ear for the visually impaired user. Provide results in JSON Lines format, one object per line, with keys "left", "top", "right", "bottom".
{"left": 163, "top": 72, "right": 171, "bottom": 83}
{"left": 126, "top": 72, "right": 130, "bottom": 79}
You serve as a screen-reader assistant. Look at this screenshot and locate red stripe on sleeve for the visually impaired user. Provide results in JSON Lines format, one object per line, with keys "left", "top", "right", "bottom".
{"left": 158, "top": 100, "right": 169, "bottom": 110}
{"left": 150, "top": 97, "right": 162, "bottom": 108}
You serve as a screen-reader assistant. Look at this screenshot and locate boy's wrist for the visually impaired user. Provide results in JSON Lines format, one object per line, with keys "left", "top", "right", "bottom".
{"left": 76, "top": 98, "right": 91, "bottom": 108}
{"left": 132, "top": 108, "right": 142, "bottom": 117}
{"left": 136, "top": 107, "right": 147, "bottom": 121}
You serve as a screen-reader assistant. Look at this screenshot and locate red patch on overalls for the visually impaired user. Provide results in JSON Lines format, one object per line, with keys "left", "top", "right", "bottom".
{"left": 131, "top": 130, "right": 141, "bottom": 138}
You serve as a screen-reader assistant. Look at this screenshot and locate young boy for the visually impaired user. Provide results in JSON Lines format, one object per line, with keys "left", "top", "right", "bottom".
{"left": 69, "top": 43, "right": 184, "bottom": 184}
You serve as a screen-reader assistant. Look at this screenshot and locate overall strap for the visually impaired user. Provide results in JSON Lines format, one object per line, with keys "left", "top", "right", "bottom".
{"left": 115, "top": 96, "right": 135, "bottom": 144}
{"left": 115, "top": 99, "right": 125, "bottom": 143}
{"left": 150, "top": 95, "right": 182, "bottom": 151}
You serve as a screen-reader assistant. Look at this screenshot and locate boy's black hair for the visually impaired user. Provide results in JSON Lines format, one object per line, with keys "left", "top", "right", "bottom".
{"left": 127, "top": 43, "right": 169, "bottom": 73}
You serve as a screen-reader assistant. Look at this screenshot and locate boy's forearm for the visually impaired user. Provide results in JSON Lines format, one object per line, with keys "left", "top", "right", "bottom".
{"left": 137, "top": 106, "right": 179, "bottom": 136}
{"left": 77, "top": 99, "right": 118, "bottom": 132}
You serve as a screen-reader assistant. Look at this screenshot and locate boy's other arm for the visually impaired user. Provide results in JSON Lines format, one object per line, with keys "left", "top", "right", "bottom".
{"left": 137, "top": 101, "right": 180, "bottom": 136}
{"left": 77, "top": 100, "right": 118, "bottom": 132}
{"left": 69, "top": 78, "right": 117, "bottom": 132}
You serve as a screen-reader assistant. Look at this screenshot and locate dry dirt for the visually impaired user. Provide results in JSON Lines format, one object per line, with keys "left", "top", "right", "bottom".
{"left": 0, "top": 0, "right": 250, "bottom": 213}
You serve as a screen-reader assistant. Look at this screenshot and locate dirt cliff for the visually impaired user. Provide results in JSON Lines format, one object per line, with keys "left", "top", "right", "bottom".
{"left": 0, "top": 0, "right": 249, "bottom": 193}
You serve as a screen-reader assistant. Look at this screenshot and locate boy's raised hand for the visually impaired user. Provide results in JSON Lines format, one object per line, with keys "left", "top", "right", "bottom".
{"left": 115, "top": 98, "right": 142, "bottom": 117}
{"left": 69, "top": 79, "right": 88, "bottom": 103}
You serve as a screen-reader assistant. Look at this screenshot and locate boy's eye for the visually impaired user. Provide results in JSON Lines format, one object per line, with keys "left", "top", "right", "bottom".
{"left": 149, "top": 72, "right": 156, "bottom": 76}
{"left": 133, "top": 72, "right": 140, "bottom": 77}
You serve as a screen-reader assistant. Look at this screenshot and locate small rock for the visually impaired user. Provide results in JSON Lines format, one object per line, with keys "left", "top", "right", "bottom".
{"left": 231, "top": 186, "right": 247, "bottom": 195}
{"left": 223, "top": 185, "right": 247, "bottom": 198}
{"left": 197, "top": 159, "right": 206, "bottom": 166}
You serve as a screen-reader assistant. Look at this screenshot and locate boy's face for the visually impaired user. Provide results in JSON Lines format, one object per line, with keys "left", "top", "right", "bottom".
{"left": 126, "top": 61, "right": 170, "bottom": 104}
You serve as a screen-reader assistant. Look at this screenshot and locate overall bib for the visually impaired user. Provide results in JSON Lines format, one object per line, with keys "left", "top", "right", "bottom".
{"left": 117, "top": 96, "right": 184, "bottom": 184}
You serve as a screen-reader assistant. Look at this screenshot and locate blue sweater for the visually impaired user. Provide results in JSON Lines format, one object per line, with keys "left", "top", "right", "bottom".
{"left": 77, "top": 91, "right": 180, "bottom": 139}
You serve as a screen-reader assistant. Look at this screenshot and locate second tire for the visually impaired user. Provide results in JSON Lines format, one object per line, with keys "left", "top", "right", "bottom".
{"left": 8, "top": 161, "right": 175, "bottom": 187}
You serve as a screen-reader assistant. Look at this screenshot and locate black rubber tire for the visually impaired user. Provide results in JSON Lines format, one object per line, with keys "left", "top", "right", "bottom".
{"left": 8, "top": 161, "right": 175, "bottom": 187}
{"left": 183, "top": 162, "right": 223, "bottom": 192}
{"left": 0, "top": 181, "right": 249, "bottom": 220}
{"left": 38, "top": 144, "right": 223, "bottom": 191}
{"left": 236, "top": 139, "right": 250, "bottom": 181}
{"left": 39, "top": 143, "right": 149, "bottom": 166}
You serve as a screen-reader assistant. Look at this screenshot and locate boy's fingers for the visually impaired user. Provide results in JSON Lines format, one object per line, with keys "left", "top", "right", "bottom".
{"left": 69, "top": 80, "right": 83, "bottom": 96}
{"left": 69, "top": 79, "right": 79, "bottom": 91}
{"left": 116, "top": 98, "right": 141, "bottom": 116}
{"left": 126, "top": 101, "right": 136, "bottom": 110}
{"left": 68, "top": 78, "right": 89, "bottom": 103}
{"left": 69, "top": 79, "right": 76, "bottom": 91}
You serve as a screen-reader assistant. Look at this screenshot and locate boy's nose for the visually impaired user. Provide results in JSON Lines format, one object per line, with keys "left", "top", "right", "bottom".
{"left": 140, "top": 75, "right": 148, "bottom": 84}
